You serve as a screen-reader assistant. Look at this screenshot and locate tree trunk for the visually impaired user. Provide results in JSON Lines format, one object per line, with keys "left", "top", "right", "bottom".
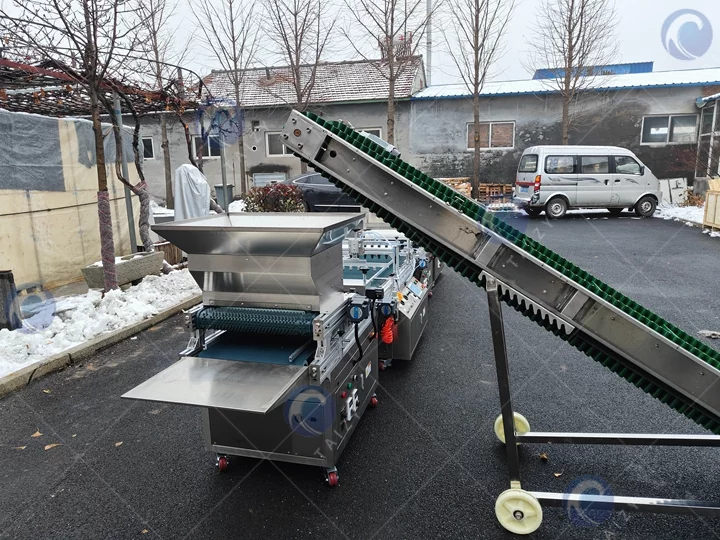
{"left": 238, "top": 136, "right": 248, "bottom": 194}
{"left": 160, "top": 114, "right": 173, "bottom": 208}
{"left": 90, "top": 90, "right": 118, "bottom": 291}
{"left": 561, "top": 96, "right": 570, "bottom": 145}
{"left": 387, "top": 82, "right": 396, "bottom": 145}
{"left": 472, "top": 93, "right": 481, "bottom": 199}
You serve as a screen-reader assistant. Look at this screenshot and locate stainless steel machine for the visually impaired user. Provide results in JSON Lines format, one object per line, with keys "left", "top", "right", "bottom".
{"left": 342, "top": 228, "right": 440, "bottom": 369}
{"left": 281, "top": 110, "right": 720, "bottom": 532}
{"left": 123, "top": 213, "right": 435, "bottom": 486}
{"left": 123, "top": 213, "right": 381, "bottom": 486}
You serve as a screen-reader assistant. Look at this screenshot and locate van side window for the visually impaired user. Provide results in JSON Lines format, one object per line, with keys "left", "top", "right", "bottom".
{"left": 518, "top": 154, "right": 538, "bottom": 173}
{"left": 545, "top": 156, "right": 575, "bottom": 174}
{"left": 580, "top": 156, "right": 609, "bottom": 174}
{"left": 615, "top": 156, "right": 642, "bottom": 175}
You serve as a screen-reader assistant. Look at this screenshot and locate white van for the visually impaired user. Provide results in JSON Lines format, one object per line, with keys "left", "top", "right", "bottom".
{"left": 513, "top": 146, "right": 662, "bottom": 219}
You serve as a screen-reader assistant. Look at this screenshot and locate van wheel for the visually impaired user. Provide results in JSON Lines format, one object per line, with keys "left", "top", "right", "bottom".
{"left": 524, "top": 208, "right": 542, "bottom": 218}
{"left": 545, "top": 198, "right": 567, "bottom": 219}
{"left": 635, "top": 196, "right": 656, "bottom": 218}
{"left": 607, "top": 208, "right": 623, "bottom": 215}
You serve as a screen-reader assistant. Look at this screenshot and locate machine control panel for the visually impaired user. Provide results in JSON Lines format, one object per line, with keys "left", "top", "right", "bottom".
{"left": 397, "top": 278, "right": 426, "bottom": 318}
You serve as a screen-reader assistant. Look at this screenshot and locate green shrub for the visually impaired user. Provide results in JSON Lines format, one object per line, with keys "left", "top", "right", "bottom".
{"left": 244, "top": 183, "right": 306, "bottom": 212}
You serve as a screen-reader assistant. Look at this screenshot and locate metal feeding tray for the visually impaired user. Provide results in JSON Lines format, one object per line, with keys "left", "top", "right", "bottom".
{"left": 121, "top": 357, "right": 307, "bottom": 414}
{"left": 152, "top": 212, "right": 364, "bottom": 257}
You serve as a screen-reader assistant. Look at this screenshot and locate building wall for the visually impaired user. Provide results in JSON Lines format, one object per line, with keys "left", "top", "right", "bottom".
{"left": 407, "top": 86, "right": 705, "bottom": 184}
{"left": 137, "top": 101, "right": 410, "bottom": 204}
{"left": 0, "top": 110, "right": 139, "bottom": 289}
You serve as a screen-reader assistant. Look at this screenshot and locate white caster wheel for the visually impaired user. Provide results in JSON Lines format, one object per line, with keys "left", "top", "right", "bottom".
{"left": 494, "top": 412, "right": 530, "bottom": 444}
{"left": 495, "top": 488, "right": 542, "bottom": 535}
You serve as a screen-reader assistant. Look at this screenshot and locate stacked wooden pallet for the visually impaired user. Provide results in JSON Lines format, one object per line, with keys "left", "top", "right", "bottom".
{"left": 704, "top": 190, "right": 720, "bottom": 233}
{"left": 437, "top": 179, "right": 513, "bottom": 202}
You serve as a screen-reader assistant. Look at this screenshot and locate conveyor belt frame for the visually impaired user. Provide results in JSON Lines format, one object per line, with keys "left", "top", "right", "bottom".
{"left": 486, "top": 274, "right": 720, "bottom": 533}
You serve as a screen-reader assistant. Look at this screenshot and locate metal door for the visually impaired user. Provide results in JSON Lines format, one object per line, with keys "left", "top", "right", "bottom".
{"left": 612, "top": 156, "right": 645, "bottom": 206}
{"left": 577, "top": 156, "right": 612, "bottom": 206}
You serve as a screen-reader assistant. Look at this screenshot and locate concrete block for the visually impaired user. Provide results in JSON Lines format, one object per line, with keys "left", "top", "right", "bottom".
{"left": 81, "top": 251, "right": 164, "bottom": 289}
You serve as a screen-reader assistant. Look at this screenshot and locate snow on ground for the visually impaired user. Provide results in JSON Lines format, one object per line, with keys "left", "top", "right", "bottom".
{"left": 654, "top": 204, "right": 704, "bottom": 225}
{"left": 228, "top": 199, "right": 246, "bottom": 212}
{"left": 0, "top": 270, "right": 201, "bottom": 379}
{"left": 150, "top": 200, "right": 175, "bottom": 217}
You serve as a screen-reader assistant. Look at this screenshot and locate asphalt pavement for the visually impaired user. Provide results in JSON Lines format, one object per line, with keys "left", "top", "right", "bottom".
{"left": 2, "top": 211, "right": 720, "bottom": 540}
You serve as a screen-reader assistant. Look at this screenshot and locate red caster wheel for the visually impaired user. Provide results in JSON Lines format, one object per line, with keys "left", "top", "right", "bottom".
{"left": 217, "top": 456, "right": 229, "bottom": 472}
{"left": 326, "top": 470, "right": 339, "bottom": 487}
{"left": 370, "top": 395, "right": 379, "bottom": 408}
{"left": 428, "top": 290, "right": 433, "bottom": 298}
{"left": 379, "top": 361, "right": 387, "bottom": 371}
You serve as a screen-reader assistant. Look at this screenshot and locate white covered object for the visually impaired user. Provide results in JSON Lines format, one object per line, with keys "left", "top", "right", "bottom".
{"left": 173, "top": 164, "right": 210, "bottom": 221}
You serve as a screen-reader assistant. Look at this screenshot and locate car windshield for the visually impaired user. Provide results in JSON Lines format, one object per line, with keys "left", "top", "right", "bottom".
{"left": 518, "top": 154, "right": 538, "bottom": 173}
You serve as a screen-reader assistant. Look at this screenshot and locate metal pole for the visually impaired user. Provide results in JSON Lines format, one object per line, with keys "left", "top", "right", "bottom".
{"left": 486, "top": 275, "right": 521, "bottom": 484}
{"left": 219, "top": 128, "right": 229, "bottom": 212}
{"left": 113, "top": 92, "right": 138, "bottom": 253}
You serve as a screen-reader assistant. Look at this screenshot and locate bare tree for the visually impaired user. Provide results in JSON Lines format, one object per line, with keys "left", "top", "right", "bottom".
{"left": 1, "top": 0, "right": 141, "bottom": 292}
{"left": 135, "top": 0, "right": 189, "bottom": 209}
{"left": 265, "top": 0, "right": 335, "bottom": 112}
{"left": 194, "top": 0, "right": 259, "bottom": 196}
{"left": 344, "top": 0, "right": 435, "bottom": 144}
{"left": 445, "top": 0, "right": 514, "bottom": 198}
{"left": 527, "top": 0, "right": 618, "bottom": 145}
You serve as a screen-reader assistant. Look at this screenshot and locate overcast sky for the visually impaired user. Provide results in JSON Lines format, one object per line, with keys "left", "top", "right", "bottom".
{"left": 174, "top": 0, "right": 719, "bottom": 86}
{"left": 3, "top": 0, "right": 718, "bottom": 87}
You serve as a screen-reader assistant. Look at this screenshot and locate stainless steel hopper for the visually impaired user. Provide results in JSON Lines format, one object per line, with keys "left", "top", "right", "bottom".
{"left": 153, "top": 213, "right": 363, "bottom": 312}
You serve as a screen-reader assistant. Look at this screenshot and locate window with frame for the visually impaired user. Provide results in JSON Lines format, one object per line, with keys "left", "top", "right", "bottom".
{"left": 266, "top": 131, "right": 291, "bottom": 156}
{"left": 518, "top": 154, "right": 538, "bottom": 173}
{"left": 142, "top": 137, "right": 155, "bottom": 159}
{"left": 545, "top": 156, "right": 575, "bottom": 174}
{"left": 615, "top": 156, "right": 642, "bottom": 175}
{"left": 580, "top": 156, "right": 609, "bottom": 174}
{"left": 192, "top": 136, "right": 221, "bottom": 158}
{"left": 641, "top": 115, "right": 698, "bottom": 144}
{"left": 467, "top": 122, "right": 515, "bottom": 150}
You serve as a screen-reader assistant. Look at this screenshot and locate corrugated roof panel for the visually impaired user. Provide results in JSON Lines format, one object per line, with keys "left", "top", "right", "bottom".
{"left": 414, "top": 67, "right": 720, "bottom": 100}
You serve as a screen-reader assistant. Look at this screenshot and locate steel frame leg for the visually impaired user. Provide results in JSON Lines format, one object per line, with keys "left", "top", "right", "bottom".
{"left": 484, "top": 275, "right": 720, "bottom": 520}
{"left": 486, "top": 277, "right": 521, "bottom": 486}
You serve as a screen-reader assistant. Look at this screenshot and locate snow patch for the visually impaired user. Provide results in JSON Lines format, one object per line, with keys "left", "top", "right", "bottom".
{"left": 228, "top": 199, "right": 246, "bottom": 212}
{"left": 0, "top": 270, "right": 201, "bottom": 378}
{"left": 654, "top": 204, "right": 704, "bottom": 225}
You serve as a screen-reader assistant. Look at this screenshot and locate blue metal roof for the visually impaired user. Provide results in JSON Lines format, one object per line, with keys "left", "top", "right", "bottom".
{"left": 533, "top": 62, "right": 654, "bottom": 80}
{"left": 413, "top": 67, "right": 720, "bottom": 101}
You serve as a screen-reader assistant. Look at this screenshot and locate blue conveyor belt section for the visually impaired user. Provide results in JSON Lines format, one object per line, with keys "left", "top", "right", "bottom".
{"left": 199, "top": 332, "right": 315, "bottom": 366}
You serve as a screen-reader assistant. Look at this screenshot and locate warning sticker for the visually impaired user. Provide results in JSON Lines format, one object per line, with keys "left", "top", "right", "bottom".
{"left": 365, "top": 361, "right": 372, "bottom": 378}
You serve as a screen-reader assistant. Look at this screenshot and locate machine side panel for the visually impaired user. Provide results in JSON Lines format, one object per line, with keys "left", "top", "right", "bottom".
{"left": 574, "top": 301, "right": 720, "bottom": 417}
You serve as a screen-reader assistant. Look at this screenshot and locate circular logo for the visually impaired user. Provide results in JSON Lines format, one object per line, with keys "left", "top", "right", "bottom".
{"left": 662, "top": 9, "right": 713, "bottom": 61}
{"left": 195, "top": 97, "right": 245, "bottom": 147}
{"left": 4, "top": 289, "right": 56, "bottom": 334}
{"left": 563, "top": 475, "right": 614, "bottom": 528}
{"left": 284, "top": 386, "right": 335, "bottom": 437}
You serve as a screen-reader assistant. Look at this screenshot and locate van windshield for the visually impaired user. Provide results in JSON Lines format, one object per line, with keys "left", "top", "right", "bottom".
{"left": 518, "top": 154, "right": 538, "bottom": 173}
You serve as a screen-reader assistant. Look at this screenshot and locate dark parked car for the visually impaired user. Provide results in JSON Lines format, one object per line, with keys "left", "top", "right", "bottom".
{"left": 284, "top": 173, "right": 361, "bottom": 212}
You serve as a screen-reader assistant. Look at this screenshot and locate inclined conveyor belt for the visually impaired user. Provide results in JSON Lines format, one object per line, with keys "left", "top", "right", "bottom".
{"left": 281, "top": 110, "right": 720, "bottom": 433}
